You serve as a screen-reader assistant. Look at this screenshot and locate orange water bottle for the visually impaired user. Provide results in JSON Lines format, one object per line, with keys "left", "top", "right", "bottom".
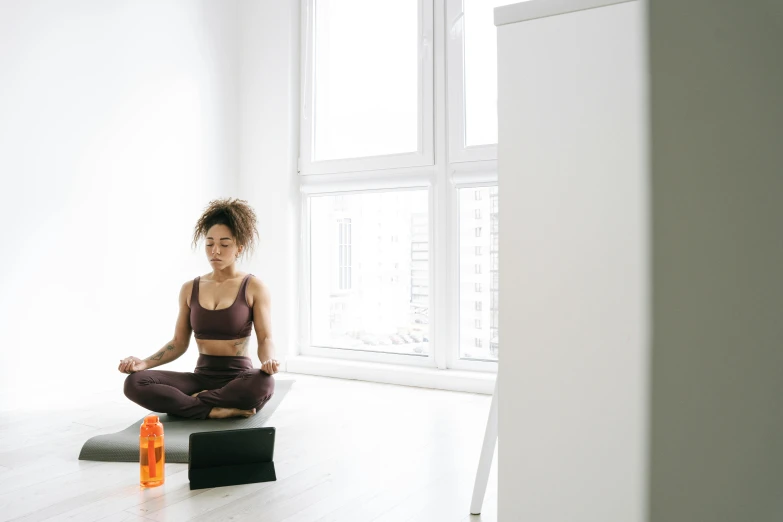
{"left": 139, "top": 414, "right": 165, "bottom": 488}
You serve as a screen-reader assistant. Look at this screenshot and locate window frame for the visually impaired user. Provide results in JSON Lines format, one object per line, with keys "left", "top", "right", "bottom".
{"left": 299, "top": 0, "right": 435, "bottom": 176}
{"left": 445, "top": 0, "right": 498, "bottom": 163}
{"left": 299, "top": 183, "right": 437, "bottom": 368}
{"left": 297, "top": 0, "right": 499, "bottom": 374}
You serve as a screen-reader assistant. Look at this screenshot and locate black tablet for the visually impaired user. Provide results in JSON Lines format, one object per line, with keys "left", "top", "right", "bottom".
{"left": 188, "top": 427, "right": 276, "bottom": 490}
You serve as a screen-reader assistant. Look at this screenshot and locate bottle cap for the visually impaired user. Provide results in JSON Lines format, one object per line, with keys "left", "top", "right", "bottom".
{"left": 140, "top": 414, "right": 164, "bottom": 437}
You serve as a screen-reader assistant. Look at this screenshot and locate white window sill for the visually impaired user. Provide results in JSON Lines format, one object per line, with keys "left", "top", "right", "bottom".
{"left": 285, "top": 355, "right": 496, "bottom": 395}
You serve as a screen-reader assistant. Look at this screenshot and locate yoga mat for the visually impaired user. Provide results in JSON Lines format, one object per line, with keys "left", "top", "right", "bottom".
{"left": 78, "top": 378, "right": 294, "bottom": 463}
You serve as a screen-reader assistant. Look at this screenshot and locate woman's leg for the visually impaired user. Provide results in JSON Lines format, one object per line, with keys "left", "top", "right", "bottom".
{"left": 194, "top": 369, "right": 275, "bottom": 412}
{"left": 124, "top": 370, "right": 218, "bottom": 420}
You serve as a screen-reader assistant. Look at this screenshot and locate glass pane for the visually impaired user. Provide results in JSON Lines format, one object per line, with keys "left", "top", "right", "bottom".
{"left": 463, "top": 0, "right": 514, "bottom": 147}
{"left": 313, "top": 0, "right": 419, "bottom": 161}
{"left": 459, "top": 186, "right": 499, "bottom": 361}
{"left": 310, "top": 190, "right": 430, "bottom": 355}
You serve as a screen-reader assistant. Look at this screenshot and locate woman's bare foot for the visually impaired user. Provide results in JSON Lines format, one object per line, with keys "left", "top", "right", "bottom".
{"left": 191, "top": 390, "right": 208, "bottom": 398}
{"left": 208, "top": 407, "right": 257, "bottom": 419}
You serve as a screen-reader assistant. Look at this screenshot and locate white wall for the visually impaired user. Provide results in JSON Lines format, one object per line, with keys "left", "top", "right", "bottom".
{"left": 497, "top": 2, "right": 648, "bottom": 521}
{"left": 0, "top": 0, "right": 241, "bottom": 410}
{"left": 237, "top": 0, "right": 300, "bottom": 369}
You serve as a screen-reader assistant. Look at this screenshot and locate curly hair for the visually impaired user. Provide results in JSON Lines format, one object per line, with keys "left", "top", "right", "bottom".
{"left": 191, "top": 198, "right": 259, "bottom": 261}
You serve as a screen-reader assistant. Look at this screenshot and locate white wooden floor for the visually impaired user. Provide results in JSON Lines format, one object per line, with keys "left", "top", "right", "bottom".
{"left": 0, "top": 373, "right": 497, "bottom": 522}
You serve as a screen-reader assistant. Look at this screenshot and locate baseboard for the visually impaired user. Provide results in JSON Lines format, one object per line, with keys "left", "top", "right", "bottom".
{"left": 285, "top": 355, "right": 496, "bottom": 394}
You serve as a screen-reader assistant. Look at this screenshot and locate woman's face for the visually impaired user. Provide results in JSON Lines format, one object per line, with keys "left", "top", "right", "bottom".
{"left": 205, "top": 224, "right": 242, "bottom": 267}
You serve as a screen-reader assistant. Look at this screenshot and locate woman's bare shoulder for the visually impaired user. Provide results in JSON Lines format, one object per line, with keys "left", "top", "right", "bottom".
{"left": 246, "top": 274, "right": 269, "bottom": 307}
{"left": 247, "top": 274, "right": 268, "bottom": 290}
{"left": 180, "top": 277, "right": 195, "bottom": 307}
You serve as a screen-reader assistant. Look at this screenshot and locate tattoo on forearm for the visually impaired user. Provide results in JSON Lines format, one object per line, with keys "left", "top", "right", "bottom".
{"left": 146, "top": 344, "right": 176, "bottom": 362}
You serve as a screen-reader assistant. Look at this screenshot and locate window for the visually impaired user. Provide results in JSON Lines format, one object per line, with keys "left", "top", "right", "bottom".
{"left": 447, "top": 0, "right": 512, "bottom": 162}
{"left": 309, "top": 191, "right": 430, "bottom": 356}
{"left": 463, "top": 0, "right": 507, "bottom": 147}
{"left": 301, "top": 0, "right": 500, "bottom": 373}
{"left": 301, "top": 0, "right": 434, "bottom": 174}
{"left": 459, "top": 186, "right": 499, "bottom": 362}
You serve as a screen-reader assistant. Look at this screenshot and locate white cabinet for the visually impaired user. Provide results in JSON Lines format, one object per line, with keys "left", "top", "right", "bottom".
{"left": 495, "top": 1, "right": 648, "bottom": 520}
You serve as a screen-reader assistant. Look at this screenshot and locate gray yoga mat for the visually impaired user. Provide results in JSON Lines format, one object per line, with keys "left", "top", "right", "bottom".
{"left": 79, "top": 378, "right": 295, "bottom": 464}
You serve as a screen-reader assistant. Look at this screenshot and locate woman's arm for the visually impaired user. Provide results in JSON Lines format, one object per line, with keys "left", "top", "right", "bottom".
{"left": 126, "top": 282, "right": 191, "bottom": 372}
{"left": 142, "top": 341, "right": 187, "bottom": 370}
{"left": 251, "top": 277, "right": 279, "bottom": 374}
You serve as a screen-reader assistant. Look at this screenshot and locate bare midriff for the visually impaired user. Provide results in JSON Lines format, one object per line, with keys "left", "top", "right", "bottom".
{"left": 194, "top": 337, "right": 252, "bottom": 357}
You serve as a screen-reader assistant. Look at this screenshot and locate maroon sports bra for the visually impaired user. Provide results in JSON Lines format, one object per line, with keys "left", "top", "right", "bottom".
{"left": 190, "top": 274, "right": 254, "bottom": 340}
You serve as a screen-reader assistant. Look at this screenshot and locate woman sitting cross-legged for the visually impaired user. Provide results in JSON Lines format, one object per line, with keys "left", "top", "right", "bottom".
{"left": 120, "top": 198, "right": 280, "bottom": 420}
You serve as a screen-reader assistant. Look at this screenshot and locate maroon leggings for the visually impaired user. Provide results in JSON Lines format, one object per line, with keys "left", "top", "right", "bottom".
{"left": 123, "top": 354, "right": 275, "bottom": 420}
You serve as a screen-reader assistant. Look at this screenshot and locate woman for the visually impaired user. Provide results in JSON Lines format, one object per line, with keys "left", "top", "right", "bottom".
{"left": 120, "top": 198, "right": 280, "bottom": 420}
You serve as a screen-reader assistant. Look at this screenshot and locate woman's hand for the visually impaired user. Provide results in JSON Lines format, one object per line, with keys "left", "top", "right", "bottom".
{"left": 260, "top": 359, "right": 280, "bottom": 375}
{"left": 118, "top": 356, "right": 148, "bottom": 374}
